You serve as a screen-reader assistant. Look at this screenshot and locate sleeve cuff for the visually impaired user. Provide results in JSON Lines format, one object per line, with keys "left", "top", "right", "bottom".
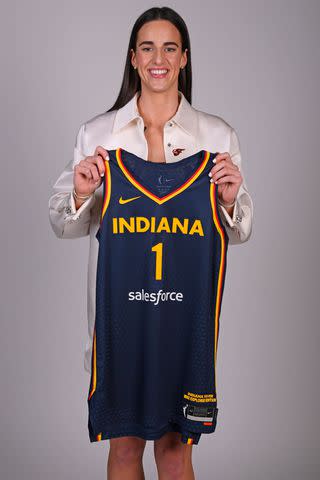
{"left": 218, "top": 199, "right": 243, "bottom": 228}
{"left": 68, "top": 191, "right": 95, "bottom": 219}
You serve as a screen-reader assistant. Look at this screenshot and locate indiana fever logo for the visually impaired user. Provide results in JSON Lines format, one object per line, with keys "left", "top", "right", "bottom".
{"left": 172, "top": 148, "right": 185, "bottom": 156}
{"left": 112, "top": 216, "right": 205, "bottom": 236}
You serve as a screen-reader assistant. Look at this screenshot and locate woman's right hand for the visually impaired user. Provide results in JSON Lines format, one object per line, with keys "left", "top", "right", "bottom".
{"left": 73, "top": 146, "right": 109, "bottom": 197}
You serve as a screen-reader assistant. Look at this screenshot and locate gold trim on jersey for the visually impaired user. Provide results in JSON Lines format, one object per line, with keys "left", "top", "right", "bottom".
{"left": 88, "top": 159, "right": 112, "bottom": 402}
{"left": 100, "top": 160, "right": 112, "bottom": 222}
{"left": 116, "top": 148, "right": 211, "bottom": 205}
{"left": 209, "top": 182, "right": 227, "bottom": 400}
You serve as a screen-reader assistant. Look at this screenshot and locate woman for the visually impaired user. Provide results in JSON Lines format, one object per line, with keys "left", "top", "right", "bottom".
{"left": 49, "top": 6, "right": 253, "bottom": 480}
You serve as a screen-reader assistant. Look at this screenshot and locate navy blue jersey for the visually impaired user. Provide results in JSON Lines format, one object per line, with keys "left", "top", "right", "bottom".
{"left": 87, "top": 148, "right": 229, "bottom": 445}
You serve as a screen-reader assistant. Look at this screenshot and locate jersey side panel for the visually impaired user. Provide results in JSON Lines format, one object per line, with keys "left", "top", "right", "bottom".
{"left": 88, "top": 159, "right": 111, "bottom": 401}
{"left": 209, "top": 182, "right": 229, "bottom": 400}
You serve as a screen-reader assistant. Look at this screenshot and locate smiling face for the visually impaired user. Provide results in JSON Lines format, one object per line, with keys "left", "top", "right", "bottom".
{"left": 131, "top": 19, "right": 188, "bottom": 94}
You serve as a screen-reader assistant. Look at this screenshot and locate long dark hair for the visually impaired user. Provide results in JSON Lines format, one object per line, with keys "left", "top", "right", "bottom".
{"left": 107, "top": 6, "right": 192, "bottom": 112}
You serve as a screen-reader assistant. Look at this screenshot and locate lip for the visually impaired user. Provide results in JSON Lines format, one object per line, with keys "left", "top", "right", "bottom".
{"left": 148, "top": 68, "right": 169, "bottom": 79}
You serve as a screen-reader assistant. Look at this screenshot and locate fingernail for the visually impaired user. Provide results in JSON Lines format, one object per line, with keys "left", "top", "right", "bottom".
{"left": 100, "top": 172, "right": 104, "bottom": 177}
{"left": 208, "top": 172, "right": 212, "bottom": 177}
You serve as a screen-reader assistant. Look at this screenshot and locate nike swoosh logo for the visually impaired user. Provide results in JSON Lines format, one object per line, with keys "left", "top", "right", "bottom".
{"left": 119, "top": 195, "right": 142, "bottom": 204}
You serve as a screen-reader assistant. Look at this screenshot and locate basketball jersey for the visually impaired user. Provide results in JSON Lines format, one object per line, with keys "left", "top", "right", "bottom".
{"left": 87, "top": 148, "right": 229, "bottom": 445}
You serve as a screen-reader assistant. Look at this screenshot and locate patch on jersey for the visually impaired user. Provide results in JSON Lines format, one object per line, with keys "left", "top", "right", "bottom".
{"left": 183, "top": 391, "right": 216, "bottom": 402}
{"left": 183, "top": 403, "right": 217, "bottom": 423}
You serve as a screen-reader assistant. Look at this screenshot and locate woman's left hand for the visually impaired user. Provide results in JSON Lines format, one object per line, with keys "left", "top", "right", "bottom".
{"left": 208, "top": 152, "right": 243, "bottom": 205}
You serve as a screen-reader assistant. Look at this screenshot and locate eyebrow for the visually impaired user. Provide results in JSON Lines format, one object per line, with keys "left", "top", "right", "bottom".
{"left": 138, "top": 41, "right": 179, "bottom": 47}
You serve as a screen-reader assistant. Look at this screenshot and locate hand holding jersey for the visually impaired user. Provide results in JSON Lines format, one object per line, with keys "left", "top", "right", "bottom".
{"left": 73, "top": 146, "right": 109, "bottom": 200}
{"left": 72, "top": 146, "right": 243, "bottom": 211}
{"left": 210, "top": 152, "right": 243, "bottom": 207}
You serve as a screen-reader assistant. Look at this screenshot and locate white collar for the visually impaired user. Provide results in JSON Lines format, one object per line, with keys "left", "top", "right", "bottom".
{"left": 112, "top": 90, "right": 197, "bottom": 136}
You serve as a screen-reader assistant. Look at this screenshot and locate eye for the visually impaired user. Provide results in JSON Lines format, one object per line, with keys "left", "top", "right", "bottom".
{"left": 142, "top": 47, "right": 152, "bottom": 51}
{"left": 165, "top": 47, "right": 176, "bottom": 52}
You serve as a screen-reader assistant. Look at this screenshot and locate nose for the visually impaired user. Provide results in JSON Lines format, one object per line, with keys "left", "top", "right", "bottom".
{"left": 152, "top": 48, "right": 165, "bottom": 65}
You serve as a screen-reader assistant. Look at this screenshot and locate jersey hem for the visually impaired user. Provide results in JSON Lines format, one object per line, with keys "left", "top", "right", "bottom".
{"left": 88, "top": 421, "right": 203, "bottom": 445}
{"left": 88, "top": 410, "right": 219, "bottom": 446}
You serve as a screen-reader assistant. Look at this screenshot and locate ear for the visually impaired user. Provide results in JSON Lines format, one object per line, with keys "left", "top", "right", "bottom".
{"left": 130, "top": 48, "right": 136, "bottom": 69}
{"left": 181, "top": 48, "right": 188, "bottom": 69}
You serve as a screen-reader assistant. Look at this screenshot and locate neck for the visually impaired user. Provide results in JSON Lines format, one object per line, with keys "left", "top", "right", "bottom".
{"left": 137, "top": 88, "right": 181, "bottom": 127}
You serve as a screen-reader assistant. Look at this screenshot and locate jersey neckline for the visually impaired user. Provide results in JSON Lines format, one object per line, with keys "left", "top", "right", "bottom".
{"left": 115, "top": 148, "right": 211, "bottom": 205}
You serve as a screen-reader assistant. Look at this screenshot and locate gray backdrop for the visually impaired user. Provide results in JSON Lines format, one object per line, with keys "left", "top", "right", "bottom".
{"left": 1, "top": 0, "right": 319, "bottom": 479}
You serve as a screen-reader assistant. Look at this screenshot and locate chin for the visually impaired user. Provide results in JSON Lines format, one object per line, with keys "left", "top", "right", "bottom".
{"left": 142, "top": 81, "right": 176, "bottom": 94}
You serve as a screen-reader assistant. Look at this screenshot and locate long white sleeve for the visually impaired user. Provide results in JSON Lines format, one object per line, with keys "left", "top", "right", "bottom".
{"left": 217, "top": 127, "right": 253, "bottom": 244}
{"left": 48, "top": 123, "right": 96, "bottom": 239}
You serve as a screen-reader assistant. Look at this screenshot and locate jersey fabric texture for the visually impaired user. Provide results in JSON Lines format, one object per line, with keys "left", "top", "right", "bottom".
{"left": 87, "top": 148, "right": 229, "bottom": 446}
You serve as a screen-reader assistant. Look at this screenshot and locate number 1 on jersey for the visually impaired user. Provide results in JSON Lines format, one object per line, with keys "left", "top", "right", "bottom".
{"left": 151, "top": 242, "right": 163, "bottom": 280}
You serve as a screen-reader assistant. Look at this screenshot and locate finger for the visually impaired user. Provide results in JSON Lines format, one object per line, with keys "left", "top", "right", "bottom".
{"left": 211, "top": 174, "right": 241, "bottom": 184}
{"left": 94, "top": 145, "right": 108, "bottom": 156}
{"left": 74, "top": 164, "right": 93, "bottom": 180}
{"left": 94, "top": 146, "right": 109, "bottom": 162}
{"left": 214, "top": 152, "right": 231, "bottom": 163}
{"left": 79, "top": 158, "right": 101, "bottom": 183}
{"left": 209, "top": 159, "right": 239, "bottom": 177}
{"left": 208, "top": 160, "right": 231, "bottom": 177}
{"left": 210, "top": 167, "right": 242, "bottom": 183}
{"left": 86, "top": 161, "right": 101, "bottom": 183}
{"left": 86, "top": 154, "right": 107, "bottom": 177}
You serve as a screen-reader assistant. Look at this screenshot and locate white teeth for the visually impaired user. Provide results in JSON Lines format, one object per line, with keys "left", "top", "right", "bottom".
{"left": 150, "top": 69, "right": 168, "bottom": 74}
